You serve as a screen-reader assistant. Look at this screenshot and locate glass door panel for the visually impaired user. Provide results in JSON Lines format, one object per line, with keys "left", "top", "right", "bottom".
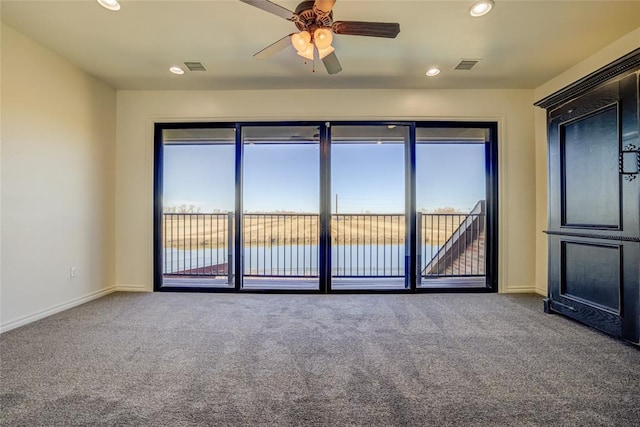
{"left": 241, "top": 125, "right": 320, "bottom": 290}
{"left": 160, "top": 127, "right": 236, "bottom": 289}
{"left": 330, "top": 125, "right": 409, "bottom": 290}
{"left": 415, "top": 127, "right": 488, "bottom": 288}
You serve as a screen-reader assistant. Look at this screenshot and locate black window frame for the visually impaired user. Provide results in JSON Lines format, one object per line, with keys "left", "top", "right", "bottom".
{"left": 153, "top": 120, "right": 498, "bottom": 293}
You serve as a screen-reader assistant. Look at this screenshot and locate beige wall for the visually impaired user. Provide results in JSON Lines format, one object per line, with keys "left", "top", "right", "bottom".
{"left": 0, "top": 24, "right": 116, "bottom": 331}
{"left": 533, "top": 27, "right": 640, "bottom": 296}
{"left": 116, "top": 89, "right": 537, "bottom": 293}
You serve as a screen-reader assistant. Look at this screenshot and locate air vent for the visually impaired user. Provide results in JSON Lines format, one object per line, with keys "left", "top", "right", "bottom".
{"left": 454, "top": 59, "right": 480, "bottom": 70}
{"left": 184, "top": 61, "right": 207, "bottom": 71}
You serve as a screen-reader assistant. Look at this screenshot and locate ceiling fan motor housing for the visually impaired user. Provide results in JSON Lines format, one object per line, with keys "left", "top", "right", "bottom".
{"left": 294, "top": 0, "right": 333, "bottom": 32}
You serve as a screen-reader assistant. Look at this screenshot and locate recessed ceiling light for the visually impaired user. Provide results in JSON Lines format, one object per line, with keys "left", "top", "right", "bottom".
{"left": 470, "top": 0, "right": 494, "bottom": 17}
{"left": 169, "top": 66, "right": 185, "bottom": 75}
{"left": 96, "top": 0, "right": 121, "bottom": 11}
{"left": 426, "top": 67, "right": 441, "bottom": 77}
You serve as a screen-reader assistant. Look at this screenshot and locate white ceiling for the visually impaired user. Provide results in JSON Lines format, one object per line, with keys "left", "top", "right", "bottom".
{"left": 2, "top": 0, "right": 639, "bottom": 90}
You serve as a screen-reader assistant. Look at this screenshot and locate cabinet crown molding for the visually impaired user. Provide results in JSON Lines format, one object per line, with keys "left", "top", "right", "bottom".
{"left": 534, "top": 48, "right": 640, "bottom": 110}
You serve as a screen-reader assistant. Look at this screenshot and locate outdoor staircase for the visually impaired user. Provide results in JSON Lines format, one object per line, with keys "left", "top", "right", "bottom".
{"left": 422, "top": 200, "right": 485, "bottom": 276}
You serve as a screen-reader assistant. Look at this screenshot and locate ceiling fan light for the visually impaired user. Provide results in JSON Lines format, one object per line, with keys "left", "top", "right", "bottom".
{"left": 317, "top": 45, "right": 335, "bottom": 59}
{"left": 96, "top": 0, "right": 120, "bottom": 11}
{"left": 297, "top": 44, "right": 315, "bottom": 61}
{"left": 469, "top": 0, "right": 494, "bottom": 17}
{"left": 313, "top": 28, "right": 333, "bottom": 50}
{"left": 291, "top": 31, "right": 311, "bottom": 52}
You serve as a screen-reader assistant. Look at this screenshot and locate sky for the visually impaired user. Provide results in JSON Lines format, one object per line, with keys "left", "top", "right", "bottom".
{"left": 163, "top": 140, "right": 485, "bottom": 214}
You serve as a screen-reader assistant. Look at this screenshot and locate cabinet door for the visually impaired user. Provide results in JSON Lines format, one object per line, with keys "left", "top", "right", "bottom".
{"left": 547, "top": 236, "right": 638, "bottom": 340}
{"left": 547, "top": 72, "right": 639, "bottom": 343}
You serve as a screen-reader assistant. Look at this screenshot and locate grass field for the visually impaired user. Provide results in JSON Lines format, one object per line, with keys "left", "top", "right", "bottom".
{"left": 163, "top": 213, "right": 468, "bottom": 250}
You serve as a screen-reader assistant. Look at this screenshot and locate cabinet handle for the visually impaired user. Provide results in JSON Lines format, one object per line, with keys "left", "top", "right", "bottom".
{"left": 619, "top": 144, "right": 639, "bottom": 181}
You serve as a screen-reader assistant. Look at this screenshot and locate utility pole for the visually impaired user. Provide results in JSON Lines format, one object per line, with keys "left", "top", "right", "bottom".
{"left": 335, "top": 193, "right": 338, "bottom": 215}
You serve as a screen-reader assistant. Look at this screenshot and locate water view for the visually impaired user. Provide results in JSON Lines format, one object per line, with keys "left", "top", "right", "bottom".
{"left": 163, "top": 243, "right": 423, "bottom": 278}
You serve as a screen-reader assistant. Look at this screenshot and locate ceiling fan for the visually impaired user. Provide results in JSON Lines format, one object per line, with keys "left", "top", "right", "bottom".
{"left": 239, "top": 0, "right": 400, "bottom": 74}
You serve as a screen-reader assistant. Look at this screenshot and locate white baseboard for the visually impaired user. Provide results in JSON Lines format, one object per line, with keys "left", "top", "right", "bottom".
{"left": 0, "top": 286, "right": 117, "bottom": 334}
{"left": 113, "top": 284, "right": 150, "bottom": 292}
{"left": 534, "top": 287, "right": 547, "bottom": 296}
{"left": 504, "top": 286, "right": 538, "bottom": 294}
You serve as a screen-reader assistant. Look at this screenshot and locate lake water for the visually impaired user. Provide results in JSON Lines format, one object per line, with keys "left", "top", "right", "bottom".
{"left": 164, "top": 243, "right": 438, "bottom": 277}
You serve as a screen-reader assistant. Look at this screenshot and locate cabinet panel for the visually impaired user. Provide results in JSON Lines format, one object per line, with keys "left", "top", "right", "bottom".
{"left": 548, "top": 73, "right": 640, "bottom": 239}
{"left": 561, "top": 106, "right": 620, "bottom": 228}
{"left": 561, "top": 241, "right": 621, "bottom": 313}
{"left": 548, "top": 235, "right": 625, "bottom": 338}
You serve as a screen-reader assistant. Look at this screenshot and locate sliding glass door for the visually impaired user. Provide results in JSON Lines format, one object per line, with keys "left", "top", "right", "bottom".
{"left": 154, "top": 121, "right": 497, "bottom": 292}
{"left": 241, "top": 126, "right": 320, "bottom": 290}
{"left": 156, "top": 126, "right": 236, "bottom": 289}
{"left": 330, "top": 125, "right": 410, "bottom": 290}
{"left": 415, "top": 126, "right": 493, "bottom": 288}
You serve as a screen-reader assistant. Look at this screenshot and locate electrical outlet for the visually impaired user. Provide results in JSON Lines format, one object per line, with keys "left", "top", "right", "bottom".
{"left": 70, "top": 267, "right": 78, "bottom": 279}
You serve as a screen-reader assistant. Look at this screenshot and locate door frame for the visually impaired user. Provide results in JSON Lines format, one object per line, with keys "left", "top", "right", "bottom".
{"left": 153, "top": 120, "right": 499, "bottom": 293}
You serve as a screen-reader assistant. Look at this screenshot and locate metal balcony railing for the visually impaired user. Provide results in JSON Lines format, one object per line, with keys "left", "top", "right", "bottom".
{"left": 331, "top": 214, "right": 405, "bottom": 277}
{"left": 163, "top": 212, "right": 233, "bottom": 283}
{"left": 243, "top": 214, "right": 319, "bottom": 277}
{"left": 162, "top": 205, "right": 485, "bottom": 281}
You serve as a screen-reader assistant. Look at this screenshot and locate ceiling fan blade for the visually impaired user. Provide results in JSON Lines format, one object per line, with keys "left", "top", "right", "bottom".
{"left": 322, "top": 51, "right": 342, "bottom": 75}
{"left": 314, "top": 0, "right": 336, "bottom": 14}
{"left": 254, "top": 34, "right": 294, "bottom": 59}
{"left": 238, "top": 0, "right": 295, "bottom": 20}
{"left": 331, "top": 21, "right": 400, "bottom": 38}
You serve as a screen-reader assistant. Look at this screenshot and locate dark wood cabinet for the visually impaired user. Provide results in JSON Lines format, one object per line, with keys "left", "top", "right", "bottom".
{"left": 536, "top": 49, "right": 640, "bottom": 345}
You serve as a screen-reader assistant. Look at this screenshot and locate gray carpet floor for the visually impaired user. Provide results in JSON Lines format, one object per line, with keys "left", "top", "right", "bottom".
{"left": 1, "top": 292, "right": 639, "bottom": 426}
